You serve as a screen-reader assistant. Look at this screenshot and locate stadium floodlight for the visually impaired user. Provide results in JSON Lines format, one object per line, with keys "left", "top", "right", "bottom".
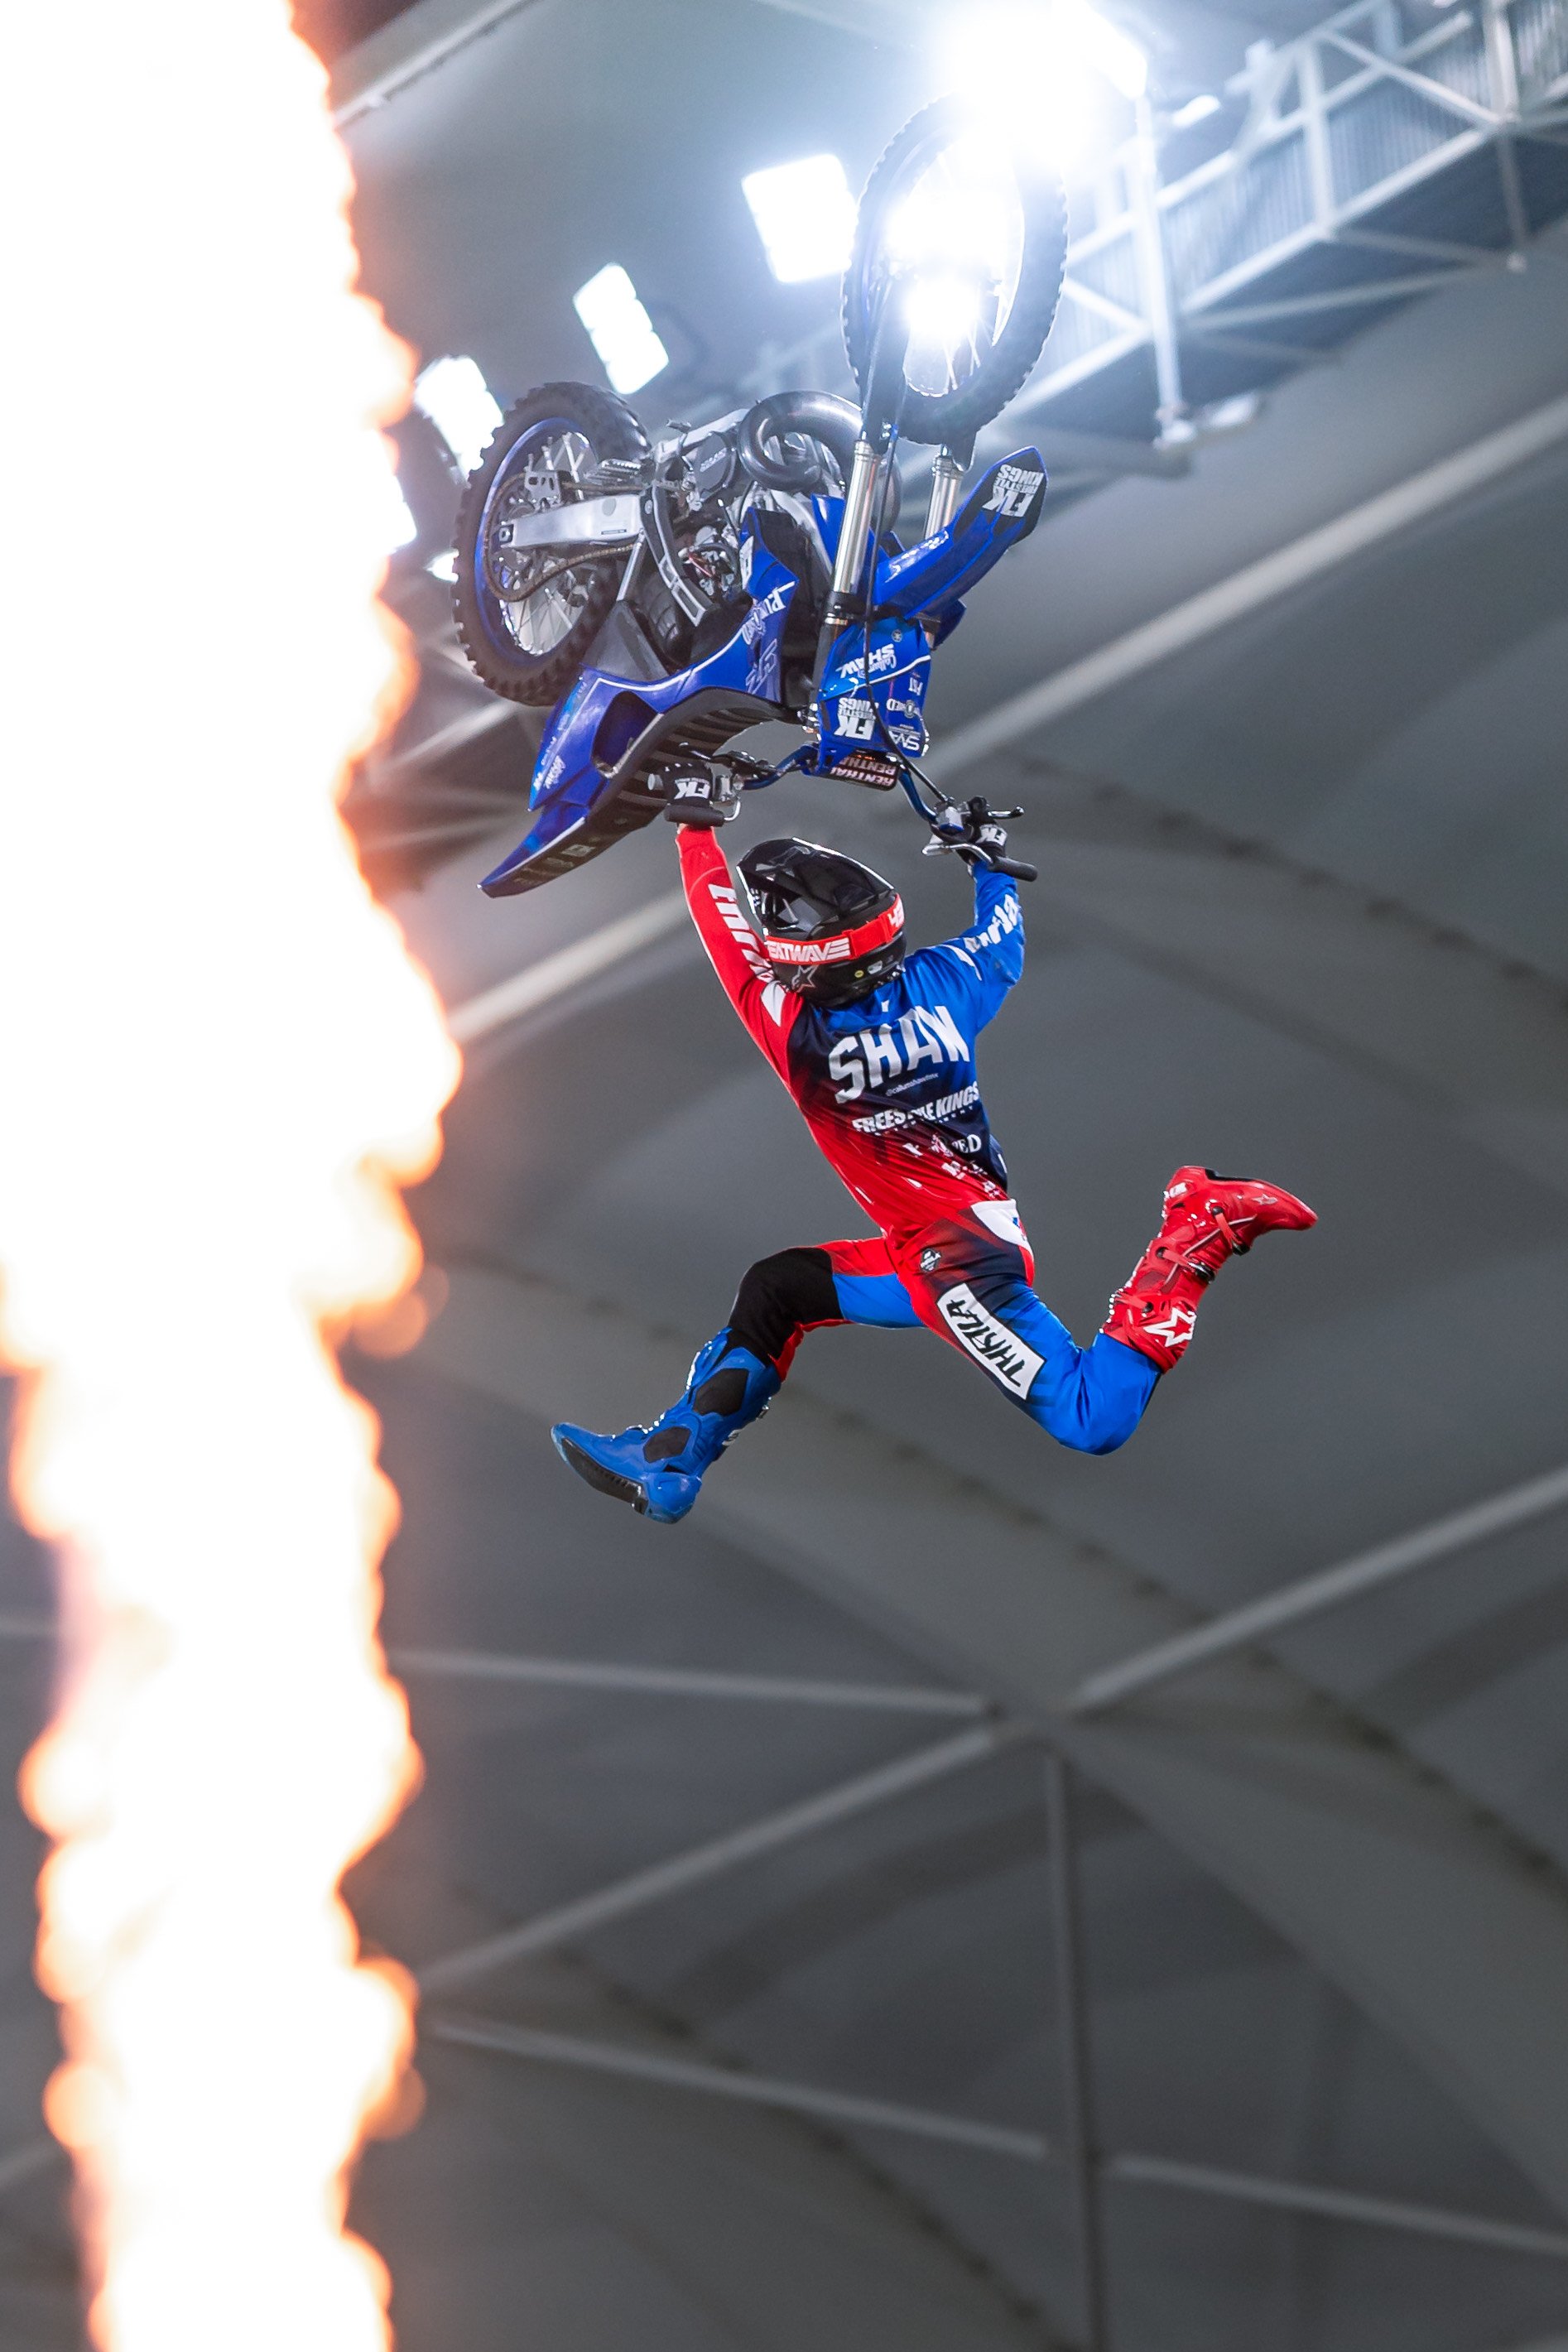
{"left": 934, "top": 0, "right": 1148, "bottom": 176}
{"left": 572, "top": 264, "right": 669, "bottom": 396}
{"left": 414, "top": 354, "right": 503, "bottom": 474}
{"left": 743, "top": 153, "right": 858, "bottom": 283}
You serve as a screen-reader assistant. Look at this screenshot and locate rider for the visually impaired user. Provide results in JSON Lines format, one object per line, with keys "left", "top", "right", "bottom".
{"left": 553, "top": 815, "right": 1316, "bottom": 1522}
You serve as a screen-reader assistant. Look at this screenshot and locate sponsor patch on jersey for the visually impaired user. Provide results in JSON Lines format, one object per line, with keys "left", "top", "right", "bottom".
{"left": 963, "top": 893, "right": 1022, "bottom": 953}
{"left": 935, "top": 1284, "right": 1043, "bottom": 1399}
{"left": 851, "top": 1082, "right": 981, "bottom": 1135}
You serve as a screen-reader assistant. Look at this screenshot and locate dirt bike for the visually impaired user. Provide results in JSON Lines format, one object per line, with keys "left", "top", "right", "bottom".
{"left": 450, "top": 100, "right": 1069, "bottom": 897}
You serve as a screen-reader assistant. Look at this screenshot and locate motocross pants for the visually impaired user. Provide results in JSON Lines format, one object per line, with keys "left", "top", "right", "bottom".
{"left": 729, "top": 1214, "right": 1158, "bottom": 1457}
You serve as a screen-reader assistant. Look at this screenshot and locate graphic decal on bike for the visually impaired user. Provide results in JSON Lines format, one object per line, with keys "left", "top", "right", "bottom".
{"left": 983, "top": 460, "right": 1046, "bottom": 521}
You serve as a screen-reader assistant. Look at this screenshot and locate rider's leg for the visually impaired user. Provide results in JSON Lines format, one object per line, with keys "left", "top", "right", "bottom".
{"left": 892, "top": 1166, "right": 1315, "bottom": 1454}
{"left": 551, "top": 1242, "right": 910, "bottom": 1523}
{"left": 893, "top": 1235, "right": 1159, "bottom": 1455}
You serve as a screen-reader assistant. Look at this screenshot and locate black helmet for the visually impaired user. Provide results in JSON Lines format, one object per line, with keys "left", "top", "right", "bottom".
{"left": 738, "top": 838, "right": 905, "bottom": 1008}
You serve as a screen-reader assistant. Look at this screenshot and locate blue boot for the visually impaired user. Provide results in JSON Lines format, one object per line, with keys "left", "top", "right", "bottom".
{"left": 552, "top": 1333, "right": 781, "bottom": 1524}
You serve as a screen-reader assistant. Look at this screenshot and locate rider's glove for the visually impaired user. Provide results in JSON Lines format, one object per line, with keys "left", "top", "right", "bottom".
{"left": 663, "top": 766, "right": 742, "bottom": 828}
{"left": 927, "top": 796, "right": 1037, "bottom": 881}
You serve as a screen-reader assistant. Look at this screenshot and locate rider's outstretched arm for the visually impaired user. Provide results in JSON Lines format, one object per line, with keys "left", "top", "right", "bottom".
{"left": 914, "top": 862, "right": 1025, "bottom": 1031}
{"left": 676, "top": 826, "right": 797, "bottom": 1080}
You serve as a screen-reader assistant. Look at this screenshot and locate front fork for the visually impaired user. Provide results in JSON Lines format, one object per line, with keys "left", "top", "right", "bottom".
{"left": 820, "top": 430, "right": 972, "bottom": 642}
{"left": 823, "top": 436, "right": 883, "bottom": 634}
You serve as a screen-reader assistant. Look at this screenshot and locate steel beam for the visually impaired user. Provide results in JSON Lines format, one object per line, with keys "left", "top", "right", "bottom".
{"left": 392, "top": 1646, "right": 988, "bottom": 1715}
{"left": 444, "top": 891, "right": 690, "bottom": 1045}
{"left": 433, "top": 2011, "right": 1568, "bottom": 2258}
{"left": 922, "top": 392, "right": 1568, "bottom": 783}
{"left": 1070, "top": 1463, "right": 1568, "bottom": 1715}
{"left": 1102, "top": 2153, "right": 1568, "bottom": 2260}
{"left": 433, "top": 2013, "right": 1051, "bottom": 2159}
{"left": 416, "top": 1720, "right": 1009, "bottom": 1995}
{"left": 938, "top": 792, "right": 1568, "bottom": 1202}
{"left": 329, "top": 0, "right": 547, "bottom": 127}
{"left": 1046, "top": 1753, "right": 1112, "bottom": 2352}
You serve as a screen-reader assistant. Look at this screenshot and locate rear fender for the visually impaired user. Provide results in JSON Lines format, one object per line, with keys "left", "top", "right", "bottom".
{"left": 479, "top": 517, "right": 806, "bottom": 897}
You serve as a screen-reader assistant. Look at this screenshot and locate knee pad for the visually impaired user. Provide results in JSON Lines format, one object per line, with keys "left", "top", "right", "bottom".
{"left": 729, "top": 1248, "right": 839, "bottom": 1367}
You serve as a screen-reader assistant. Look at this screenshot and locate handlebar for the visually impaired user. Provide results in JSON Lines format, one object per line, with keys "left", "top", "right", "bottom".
{"left": 975, "top": 849, "right": 1038, "bottom": 883}
{"left": 922, "top": 795, "right": 1037, "bottom": 883}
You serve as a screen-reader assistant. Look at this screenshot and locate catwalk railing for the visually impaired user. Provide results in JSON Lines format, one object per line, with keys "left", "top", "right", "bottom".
{"left": 1046, "top": 0, "right": 1568, "bottom": 430}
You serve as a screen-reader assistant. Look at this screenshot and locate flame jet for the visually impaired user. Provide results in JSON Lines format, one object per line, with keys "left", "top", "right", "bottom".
{"left": 0, "top": 3, "right": 460, "bottom": 2345}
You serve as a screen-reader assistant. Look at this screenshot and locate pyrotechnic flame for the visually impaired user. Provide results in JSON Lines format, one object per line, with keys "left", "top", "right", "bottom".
{"left": 0, "top": 4, "right": 460, "bottom": 2346}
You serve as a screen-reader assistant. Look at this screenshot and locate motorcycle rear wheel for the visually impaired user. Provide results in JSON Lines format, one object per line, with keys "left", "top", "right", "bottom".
{"left": 843, "top": 99, "right": 1067, "bottom": 449}
{"left": 453, "top": 381, "right": 649, "bottom": 705}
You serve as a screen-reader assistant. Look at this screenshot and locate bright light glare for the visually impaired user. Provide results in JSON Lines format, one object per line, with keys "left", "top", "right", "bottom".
{"left": 1057, "top": 0, "right": 1147, "bottom": 99}
{"left": 0, "top": 4, "right": 459, "bottom": 2350}
{"left": 743, "top": 153, "right": 858, "bottom": 283}
{"left": 934, "top": 0, "right": 1147, "bottom": 177}
{"left": 906, "top": 275, "right": 983, "bottom": 349}
{"left": 413, "top": 354, "right": 503, "bottom": 475}
{"left": 889, "top": 165, "right": 1014, "bottom": 281}
{"left": 1171, "top": 91, "right": 1223, "bottom": 127}
{"left": 572, "top": 264, "right": 669, "bottom": 396}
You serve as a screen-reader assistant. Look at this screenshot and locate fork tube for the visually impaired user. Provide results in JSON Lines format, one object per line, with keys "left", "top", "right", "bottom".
{"left": 922, "top": 448, "right": 966, "bottom": 541}
{"left": 824, "top": 438, "right": 881, "bottom": 627}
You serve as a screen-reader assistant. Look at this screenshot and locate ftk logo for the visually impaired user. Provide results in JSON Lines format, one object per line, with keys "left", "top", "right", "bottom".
{"left": 983, "top": 462, "right": 1044, "bottom": 520}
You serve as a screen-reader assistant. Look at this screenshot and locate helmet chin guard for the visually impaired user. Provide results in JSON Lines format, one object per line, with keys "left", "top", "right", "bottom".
{"left": 738, "top": 838, "right": 906, "bottom": 1008}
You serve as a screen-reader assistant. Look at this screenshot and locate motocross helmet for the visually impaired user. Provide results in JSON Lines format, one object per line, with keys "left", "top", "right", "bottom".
{"left": 738, "top": 838, "right": 905, "bottom": 1008}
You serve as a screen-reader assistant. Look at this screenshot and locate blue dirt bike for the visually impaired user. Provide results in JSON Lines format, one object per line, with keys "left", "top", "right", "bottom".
{"left": 450, "top": 100, "right": 1069, "bottom": 893}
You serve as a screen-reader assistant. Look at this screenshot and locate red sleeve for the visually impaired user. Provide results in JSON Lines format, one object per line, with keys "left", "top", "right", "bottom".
{"left": 677, "top": 828, "right": 797, "bottom": 1080}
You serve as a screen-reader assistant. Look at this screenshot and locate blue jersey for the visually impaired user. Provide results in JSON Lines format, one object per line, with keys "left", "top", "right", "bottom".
{"left": 681, "top": 832, "right": 1023, "bottom": 1239}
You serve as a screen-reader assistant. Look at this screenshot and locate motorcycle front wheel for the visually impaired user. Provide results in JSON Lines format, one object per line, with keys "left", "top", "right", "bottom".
{"left": 843, "top": 99, "right": 1068, "bottom": 449}
{"left": 452, "top": 381, "right": 649, "bottom": 705}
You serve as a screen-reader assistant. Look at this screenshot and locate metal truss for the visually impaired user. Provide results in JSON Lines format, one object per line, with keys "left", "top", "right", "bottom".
{"left": 1024, "top": 0, "right": 1568, "bottom": 442}
{"left": 1070, "top": 1456, "right": 1568, "bottom": 1712}
{"left": 401, "top": 1451, "right": 1568, "bottom": 2335}
{"left": 431, "top": 2008, "right": 1568, "bottom": 2263}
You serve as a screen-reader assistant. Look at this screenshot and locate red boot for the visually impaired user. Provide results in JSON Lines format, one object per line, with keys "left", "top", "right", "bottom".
{"left": 1102, "top": 1166, "right": 1316, "bottom": 1373}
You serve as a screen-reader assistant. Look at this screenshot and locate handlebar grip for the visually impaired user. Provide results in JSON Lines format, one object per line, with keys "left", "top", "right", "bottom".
{"left": 992, "top": 854, "right": 1037, "bottom": 883}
